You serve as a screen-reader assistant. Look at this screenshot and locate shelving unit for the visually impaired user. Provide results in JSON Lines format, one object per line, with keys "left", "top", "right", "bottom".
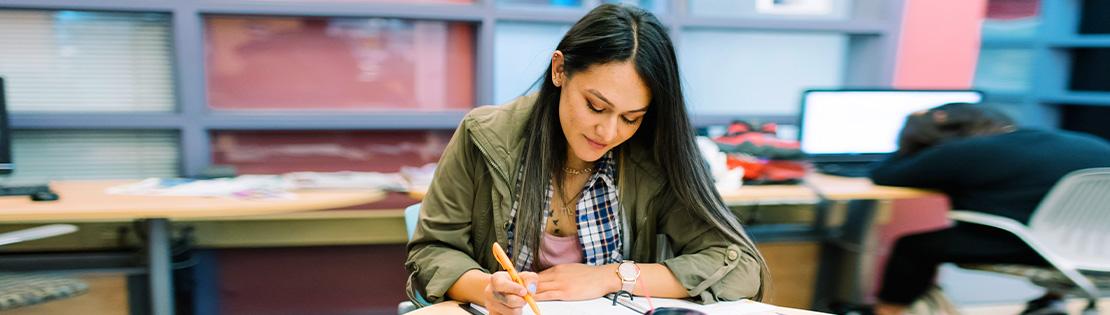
{"left": 0, "top": 0, "right": 907, "bottom": 182}
{"left": 978, "top": 0, "right": 1110, "bottom": 136}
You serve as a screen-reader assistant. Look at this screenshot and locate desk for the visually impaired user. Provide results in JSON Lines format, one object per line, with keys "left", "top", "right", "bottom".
{"left": 406, "top": 174, "right": 938, "bottom": 310}
{"left": 0, "top": 180, "right": 386, "bottom": 315}
{"left": 721, "top": 174, "right": 939, "bottom": 309}
{"left": 409, "top": 300, "right": 831, "bottom": 315}
{"left": 717, "top": 173, "right": 935, "bottom": 205}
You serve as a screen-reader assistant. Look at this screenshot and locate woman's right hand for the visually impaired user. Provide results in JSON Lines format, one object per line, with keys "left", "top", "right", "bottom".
{"left": 484, "top": 271, "right": 538, "bottom": 315}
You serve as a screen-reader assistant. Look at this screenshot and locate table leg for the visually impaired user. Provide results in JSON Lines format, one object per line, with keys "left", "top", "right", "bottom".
{"left": 147, "top": 218, "right": 175, "bottom": 315}
{"left": 811, "top": 199, "right": 879, "bottom": 311}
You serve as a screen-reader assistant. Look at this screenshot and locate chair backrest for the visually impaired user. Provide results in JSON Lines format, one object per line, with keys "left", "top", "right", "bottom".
{"left": 401, "top": 203, "right": 432, "bottom": 310}
{"left": 1028, "top": 167, "right": 1110, "bottom": 271}
{"left": 405, "top": 203, "right": 421, "bottom": 241}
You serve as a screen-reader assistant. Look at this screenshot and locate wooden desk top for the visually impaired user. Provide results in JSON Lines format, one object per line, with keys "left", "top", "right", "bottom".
{"left": 410, "top": 300, "right": 831, "bottom": 315}
{"left": 718, "top": 173, "right": 938, "bottom": 205}
{"left": 408, "top": 173, "right": 939, "bottom": 205}
{"left": 0, "top": 181, "right": 386, "bottom": 222}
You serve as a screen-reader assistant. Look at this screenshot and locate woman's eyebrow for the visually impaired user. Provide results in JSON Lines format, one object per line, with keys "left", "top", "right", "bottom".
{"left": 588, "top": 89, "right": 648, "bottom": 113}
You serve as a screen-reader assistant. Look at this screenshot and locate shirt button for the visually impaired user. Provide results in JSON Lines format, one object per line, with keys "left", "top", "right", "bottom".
{"left": 727, "top": 250, "right": 738, "bottom": 261}
{"left": 504, "top": 221, "right": 510, "bottom": 230}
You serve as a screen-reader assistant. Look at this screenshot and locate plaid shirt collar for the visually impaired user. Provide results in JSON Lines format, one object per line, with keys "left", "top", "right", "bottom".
{"left": 507, "top": 151, "right": 623, "bottom": 271}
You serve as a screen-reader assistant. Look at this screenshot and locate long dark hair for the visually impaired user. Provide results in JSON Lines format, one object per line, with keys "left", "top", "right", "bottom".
{"left": 897, "top": 102, "right": 1016, "bottom": 155}
{"left": 513, "top": 3, "right": 769, "bottom": 300}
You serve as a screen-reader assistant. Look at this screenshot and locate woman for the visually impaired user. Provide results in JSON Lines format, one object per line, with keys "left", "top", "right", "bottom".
{"left": 405, "top": 4, "right": 769, "bottom": 315}
{"left": 865, "top": 103, "right": 1110, "bottom": 315}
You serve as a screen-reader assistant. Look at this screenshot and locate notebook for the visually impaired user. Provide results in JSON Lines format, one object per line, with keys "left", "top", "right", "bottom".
{"left": 464, "top": 294, "right": 777, "bottom": 315}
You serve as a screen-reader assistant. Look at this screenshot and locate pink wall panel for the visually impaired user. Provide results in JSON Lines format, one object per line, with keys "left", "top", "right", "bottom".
{"left": 205, "top": 17, "right": 474, "bottom": 111}
{"left": 210, "top": 130, "right": 450, "bottom": 174}
{"left": 868, "top": 0, "right": 988, "bottom": 302}
{"left": 211, "top": 129, "right": 450, "bottom": 209}
{"left": 893, "top": 0, "right": 988, "bottom": 90}
{"left": 218, "top": 245, "right": 409, "bottom": 315}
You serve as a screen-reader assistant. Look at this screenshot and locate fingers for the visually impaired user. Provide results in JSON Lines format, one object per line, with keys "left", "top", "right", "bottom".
{"left": 519, "top": 271, "right": 539, "bottom": 296}
{"left": 532, "top": 289, "right": 561, "bottom": 301}
{"left": 491, "top": 271, "right": 528, "bottom": 296}
{"left": 532, "top": 278, "right": 562, "bottom": 301}
{"left": 486, "top": 272, "right": 528, "bottom": 315}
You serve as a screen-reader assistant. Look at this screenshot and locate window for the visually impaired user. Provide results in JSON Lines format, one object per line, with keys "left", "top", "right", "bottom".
{"left": 8, "top": 130, "right": 179, "bottom": 183}
{"left": 0, "top": 10, "right": 174, "bottom": 113}
{"left": 680, "top": 29, "right": 847, "bottom": 116}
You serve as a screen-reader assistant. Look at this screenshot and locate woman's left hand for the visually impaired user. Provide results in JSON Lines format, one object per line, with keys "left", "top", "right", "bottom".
{"left": 533, "top": 263, "right": 617, "bottom": 301}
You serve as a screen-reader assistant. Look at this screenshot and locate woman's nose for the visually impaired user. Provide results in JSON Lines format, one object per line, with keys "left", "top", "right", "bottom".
{"left": 596, "top": 117, "right": 618, "bottom": 141}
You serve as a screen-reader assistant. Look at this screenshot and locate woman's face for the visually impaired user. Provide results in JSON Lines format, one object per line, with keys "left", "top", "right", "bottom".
{"left": 554, "top": 59, "right": 651, "bottom": 164}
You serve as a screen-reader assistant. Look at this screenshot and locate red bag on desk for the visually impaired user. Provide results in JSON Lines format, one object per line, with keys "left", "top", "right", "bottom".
{"left": 713, "top": 121, "right": 808, "bottom": 185}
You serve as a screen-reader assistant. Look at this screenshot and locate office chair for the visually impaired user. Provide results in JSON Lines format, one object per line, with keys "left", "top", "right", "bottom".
{"left": 398, "top": 203, "right": 426, "bottom": 315}
{"left": 948, "top": 167, "right": 1110, "bottom": 315}
{"left": 0, "top": 224, "right": 90, "bottom": 311}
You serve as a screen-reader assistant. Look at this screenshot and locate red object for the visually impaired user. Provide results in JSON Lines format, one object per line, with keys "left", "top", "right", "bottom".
{"left": 725, "top": 155, "right": 807, "bottom": 182}
{"left": 715, "top": 121, "right": 807, "bottom": 183}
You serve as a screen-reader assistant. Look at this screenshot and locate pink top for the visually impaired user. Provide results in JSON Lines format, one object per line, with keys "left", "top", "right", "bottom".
{"left": 535, "top": 232, "right": 585, "bottom": 270}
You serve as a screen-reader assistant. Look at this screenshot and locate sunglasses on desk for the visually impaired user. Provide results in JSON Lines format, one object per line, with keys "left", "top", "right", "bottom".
{"left": 609, "top": 290, "right": 707, "bottom": 315}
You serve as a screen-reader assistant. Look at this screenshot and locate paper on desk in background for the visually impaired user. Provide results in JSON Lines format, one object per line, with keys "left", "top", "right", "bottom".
{"left": 106, "top": 175, "right": 295, "bottom": 200}
{"left": 468, "top": 296, "right": 777, "bottom": 315}
{"left": 281, "top": 171, "right": 407, "bottom": 191}
{"left": 399, "top": 163, "right": 436, "bottom": 191}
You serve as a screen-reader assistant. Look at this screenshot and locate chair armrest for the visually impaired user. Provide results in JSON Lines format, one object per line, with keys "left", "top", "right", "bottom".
{"left": 948, "top": 210, "right": 1103, "bottom": 300}
{"left": 947, "top": 211, "right": 1030, "bottom": 233}
{"left": 947, "top": 211, "right": 1083, "bottom": 274}
{"left": 0, "top": 224, "right": 79, "bottom": 246}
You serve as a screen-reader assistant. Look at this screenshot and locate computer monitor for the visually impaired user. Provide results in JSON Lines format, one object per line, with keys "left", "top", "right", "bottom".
{"left": 0, "top": 77, "right": 11, "bottom": 175}
{"left": 799, "top": 89, "right": 984, "bottom": 163}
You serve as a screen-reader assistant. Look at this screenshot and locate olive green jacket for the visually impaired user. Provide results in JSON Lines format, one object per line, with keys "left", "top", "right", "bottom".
{"left": 405, "top": 93, "right": 761, "bottom": 305}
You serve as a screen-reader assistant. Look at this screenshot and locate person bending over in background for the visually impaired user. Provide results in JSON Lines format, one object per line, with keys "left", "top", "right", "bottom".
{"left": 405, "top": 4, "right": 769, "bottom": 315}
{"left": 866, "top": 102, "right": 1110, "bottom": 315}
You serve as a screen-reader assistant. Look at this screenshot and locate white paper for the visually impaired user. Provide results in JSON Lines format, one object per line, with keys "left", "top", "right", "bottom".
{"left": 468, "top": 297, "right": 776, "bottom": 315}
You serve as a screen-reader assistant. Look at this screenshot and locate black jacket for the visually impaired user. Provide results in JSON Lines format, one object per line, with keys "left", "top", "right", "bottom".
{"left": 870, "top": 129, "right": 1110, "bottom": 224}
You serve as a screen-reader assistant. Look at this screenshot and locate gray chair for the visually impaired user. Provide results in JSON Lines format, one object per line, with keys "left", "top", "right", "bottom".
{"left": 950, "top": 167, "right": 1110, "bottom": 315}
{"left": 0, "top": 224, "right": 89, "bottom": 311}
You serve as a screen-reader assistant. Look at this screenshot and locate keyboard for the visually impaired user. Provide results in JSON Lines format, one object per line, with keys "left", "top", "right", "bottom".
{"left": 814, "top": 162, "right": 876, "bottom": 178}
{"left": 0, "top": 184, "right": 52, "bottom": 196}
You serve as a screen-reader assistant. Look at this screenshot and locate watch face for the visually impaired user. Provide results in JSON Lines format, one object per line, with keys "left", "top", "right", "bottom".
{"left": 618, "top": 263, "right": 638, "bottom": 280}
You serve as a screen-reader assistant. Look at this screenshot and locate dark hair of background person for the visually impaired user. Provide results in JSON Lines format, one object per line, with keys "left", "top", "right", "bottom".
{"left": 513, "top": 3, "right": 769, "bottom": 300}
{"left": 896, "top": 102, "right": 1017, "bottom": 156}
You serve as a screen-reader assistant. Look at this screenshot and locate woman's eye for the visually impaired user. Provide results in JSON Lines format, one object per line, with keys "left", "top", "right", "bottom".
{"left": 587, "top": 101, "right": 603, "bottom": 113}
{"left": 621, "top": 116, "right": 638, "bottom": 124}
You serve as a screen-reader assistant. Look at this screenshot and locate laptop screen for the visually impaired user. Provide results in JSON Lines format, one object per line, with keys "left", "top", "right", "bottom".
{"left": 799, "top": 90, "right": 983, "bottom": 162}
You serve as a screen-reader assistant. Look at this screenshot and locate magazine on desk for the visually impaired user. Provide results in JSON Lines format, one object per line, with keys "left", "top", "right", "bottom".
{"left": 464, "top": 294, "right": 777, "bottom": 315}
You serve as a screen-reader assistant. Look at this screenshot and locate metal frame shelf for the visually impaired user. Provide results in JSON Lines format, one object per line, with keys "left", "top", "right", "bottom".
{"left": 1, "top": 0, "right": 906, "bottom": 177}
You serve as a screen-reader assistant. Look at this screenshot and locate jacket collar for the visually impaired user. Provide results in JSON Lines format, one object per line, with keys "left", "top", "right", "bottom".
{"left": 463, "top": 93, "right": 536, "bottom": 182}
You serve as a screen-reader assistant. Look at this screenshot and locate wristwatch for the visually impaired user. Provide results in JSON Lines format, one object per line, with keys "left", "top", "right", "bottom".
{"left": 615, "top": 260, "right": 639, "bottom": 293}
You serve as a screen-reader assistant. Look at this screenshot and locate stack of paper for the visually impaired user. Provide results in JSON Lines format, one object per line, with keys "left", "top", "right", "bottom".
{"left": 467, "top": 296, "right": 777, "bottom": 315}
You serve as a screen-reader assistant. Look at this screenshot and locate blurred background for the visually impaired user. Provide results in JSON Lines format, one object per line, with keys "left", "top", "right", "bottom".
{"left": 0, "top": 0, "right": 1106, "bottom": 314}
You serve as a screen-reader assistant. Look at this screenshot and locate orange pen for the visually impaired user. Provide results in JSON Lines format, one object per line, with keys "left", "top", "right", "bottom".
{"left": 491, "top": 242, "right": 541, "bottom": 315}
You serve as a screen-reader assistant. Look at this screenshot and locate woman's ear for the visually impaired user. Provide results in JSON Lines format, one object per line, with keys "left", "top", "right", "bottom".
{"left": 551, "top": 51, "right": 566, "bottom": 87}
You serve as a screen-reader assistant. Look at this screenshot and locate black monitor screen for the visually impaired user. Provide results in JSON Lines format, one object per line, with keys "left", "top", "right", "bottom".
{"left": 0, "top": 77, "right": 11, "bottom": 175}
{"left": 799, "top": 89, "right": 983, "bottom": 162}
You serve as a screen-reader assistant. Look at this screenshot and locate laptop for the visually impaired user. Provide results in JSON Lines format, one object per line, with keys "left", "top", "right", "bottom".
{"left": 798, "top": 89, "right": 984, "bottom": 177}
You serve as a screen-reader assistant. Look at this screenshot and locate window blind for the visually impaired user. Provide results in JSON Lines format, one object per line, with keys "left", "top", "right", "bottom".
{"left": 0, "top": 10, "right": 175, "bottom": 113}
{"left": 6, "top": 130, "right": 180, "bottom": 183}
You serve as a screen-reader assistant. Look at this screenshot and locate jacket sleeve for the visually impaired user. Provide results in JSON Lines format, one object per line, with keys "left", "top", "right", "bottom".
{"left": 869, "top": 142, "right": 971, "bottom": 188}
{"left": 656, "top": 198, "right": 762, "bottom": 302}
{"left": 405, "top": 117, "right": 490, "bottom": 305}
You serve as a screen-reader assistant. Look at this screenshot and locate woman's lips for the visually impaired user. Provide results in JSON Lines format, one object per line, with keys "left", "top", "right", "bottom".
{"left": 585, "top": 136, "right": 607, "bottom": 150}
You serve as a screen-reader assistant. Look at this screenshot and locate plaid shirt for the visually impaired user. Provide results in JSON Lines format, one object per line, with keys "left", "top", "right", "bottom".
{"left": 506, "top": 151, "right": 623, "bottom": 271}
